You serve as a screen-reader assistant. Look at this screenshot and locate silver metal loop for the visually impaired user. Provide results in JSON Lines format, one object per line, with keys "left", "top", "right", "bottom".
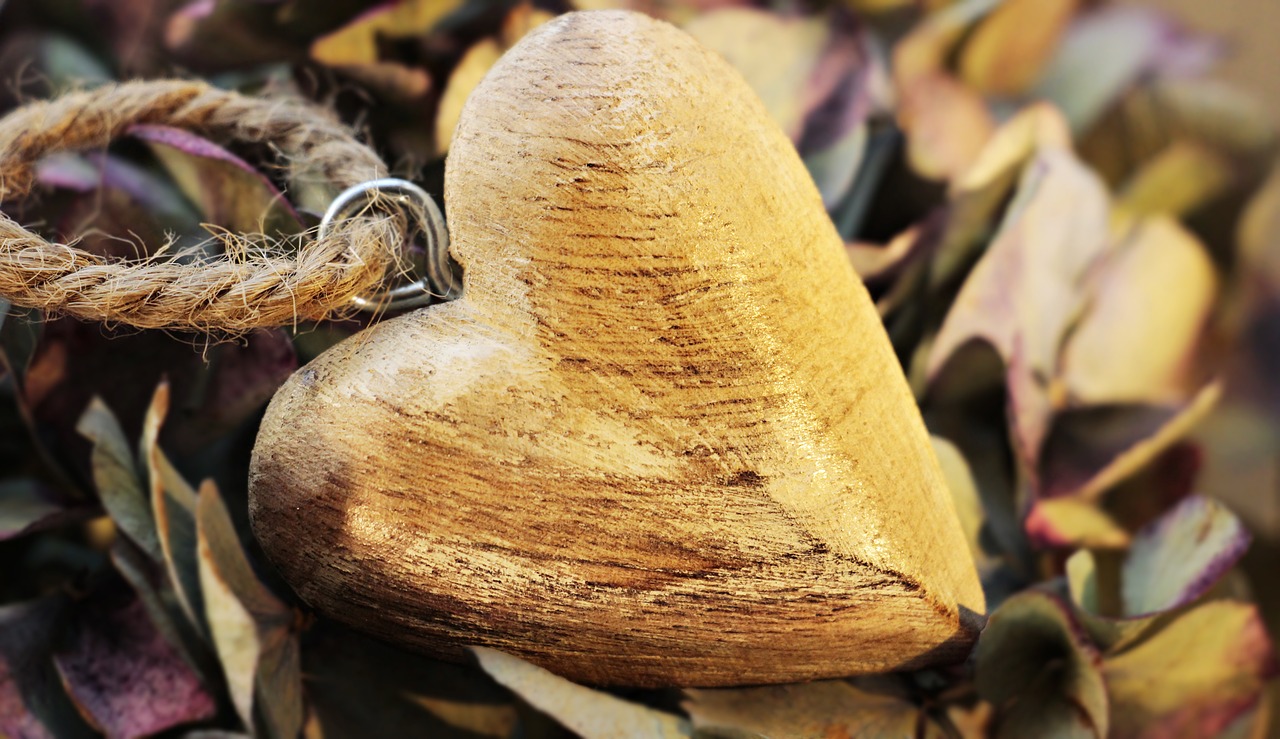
{"left": 320, "top": 177, "right": 460, "bottom": 312}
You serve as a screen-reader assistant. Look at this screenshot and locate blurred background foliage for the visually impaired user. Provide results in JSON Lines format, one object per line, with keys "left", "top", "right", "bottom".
{"left": 0, "top": 0, "right": 1278, "bottom": 737}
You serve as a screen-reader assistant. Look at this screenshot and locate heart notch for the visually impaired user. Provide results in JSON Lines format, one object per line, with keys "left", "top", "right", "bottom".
{"left": 249, "top": 10, "right": 985, "bottom": 687}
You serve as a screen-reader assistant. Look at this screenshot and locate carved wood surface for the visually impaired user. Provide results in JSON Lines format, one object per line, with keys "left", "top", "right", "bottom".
{"left": 249, "top": 9, "right": 985, "bottom": 687}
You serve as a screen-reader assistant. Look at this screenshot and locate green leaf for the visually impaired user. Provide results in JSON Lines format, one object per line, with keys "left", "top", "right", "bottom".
{"left": 77, "top": 398, "right": 160, "bottom": 559}
{"left": 683, "top": 680, "right": 927, "bottom": 738}
{"left": 196, "top": 478, "right": 301, "bottom": 739}
{"left": 472, "top": 648, "right": 691, "bottom": 739}
{"left": 975, "top": 591, "right": 1108, "bottom": 738}
{"left": 143, "top": 382, "right": 206, "bottom": 633}
{"left": 1103, "top": 601, "right": 1277, "bottom": 738}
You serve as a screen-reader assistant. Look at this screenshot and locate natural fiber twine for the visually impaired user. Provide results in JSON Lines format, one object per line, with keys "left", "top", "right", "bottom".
{"left": 0, "top": 80, "right": 408, "bottom": 331}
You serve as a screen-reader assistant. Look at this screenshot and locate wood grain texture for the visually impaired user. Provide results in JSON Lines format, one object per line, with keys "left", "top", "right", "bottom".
{"left": 248, "top": 10, "right": 985, "bottom": 687}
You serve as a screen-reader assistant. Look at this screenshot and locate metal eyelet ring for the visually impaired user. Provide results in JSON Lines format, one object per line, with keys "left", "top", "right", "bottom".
{"left": 319, "top": 178, "right": 460, "bottom": 312}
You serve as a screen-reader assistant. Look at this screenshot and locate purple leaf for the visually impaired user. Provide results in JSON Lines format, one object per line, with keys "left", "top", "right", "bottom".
{"left": 0, "top": 597, "right": 94, "bottom": 739}
{"left": 1123, "top": 495, "right": 1250, "bottom": 617}
{"left": 54, "top": 592, "right": 217, "bottom": 739}
{"left": 129, "top": 124, "right": 303, "bottom": 236}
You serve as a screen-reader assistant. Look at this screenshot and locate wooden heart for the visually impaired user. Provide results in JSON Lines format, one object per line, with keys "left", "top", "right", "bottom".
{"left": 249, "top": 10, "right": 984, "bottom": 687}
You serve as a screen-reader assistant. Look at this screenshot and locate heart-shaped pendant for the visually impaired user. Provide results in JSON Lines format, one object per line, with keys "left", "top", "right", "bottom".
{"left": 249, "top": 10, "right": 984, "bottom": 687}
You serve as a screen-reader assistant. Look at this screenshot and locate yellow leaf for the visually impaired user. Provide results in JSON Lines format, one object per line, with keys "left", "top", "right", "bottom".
{"left": 1062, "top": 216, "right": 1218, "bottom": 406}
{"left": 1118, "top": 142, "right": 1236, "bottom": 217}
{"left": 958, "top": 0, "right": 1079, "bottom": 96}
{"left": 472, "top": 648, "right": 691, "bottom": 738}
{"left": 311, "top": 0, "right": 464, "bottom": 65}
{"left": 1104, "top": 602, "right": 1276, "bottom": 738}
{"left": 435, "top": 39, "right": 504, "bottom": 154}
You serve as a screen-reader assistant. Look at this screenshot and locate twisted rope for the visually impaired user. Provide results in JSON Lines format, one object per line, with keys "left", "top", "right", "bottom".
{"left": 0, "top": 80, "right": 407, "bottom": 331}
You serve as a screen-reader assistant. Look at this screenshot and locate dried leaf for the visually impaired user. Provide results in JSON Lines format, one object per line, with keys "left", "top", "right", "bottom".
{"left": 683, "top": 680, "right": 925, "bottom": 738}
{"left": 1035, "top": 6, "right": 1222, "bottom": 134}
{"left": 109, "top": 538, "right": 216, "bottom": 684}
{"left": 898, "top": 73, "right": 994, "bottom": 182}
{"left": 957, "top": 0, "right": 1077, "bottom": 97}
{"left": 472, "top": 648, "right": 691, "bottom": 739}
{"left": 1038, "top": 382, "right": 1222, "bottom": 501}
{"left": 304, "top": 623, "right": 516, "bottom": 738}
{"left": 131, "top": 124, "right": 303, "bottom": 238}
{"left": 1065, "top": 495, "right": 1249, "bottom": 650}
{"left": 144, "top": 382, "right": 206, "bottom": 632}
{"left": 434, "top": 39, "right": 503, "bottom": 155}
{"left": 684, "top": 9, "right": 844, "bottom": 137}
{"left": 1080, "top": 78, "right": 1277, "bottom": 190}
{"left": 1104, "top": 601, "right": 1277, "bottom": 738}
{"left": 929, "top": 146, "right": 1112, "bottom": 463}
{"left": 0, "top": 479, "right": 89, "bottom": 541}
{"left": 892, "top": 0, "right": 999, "bottom": 180}
{"left": 196, "top": 478, "right": 301, "bottom": 738}
{"left": 931, "top": 436, "right": 996, "bottom": 571}
{"left": 1025, "top": 497, "right": 1130, "bottom": 550}
{"left": 1121, "top": 495, "right": 1250, "bottom": 617}
{"left": 0, "top": 597, "right": 95, "bottom": 739}
{"left": 307, "top": 0, "right": 460, "bottom": 99}
{"left": 38, "top": 152, "right": 204, "bottom": 259}
{"left": 683, "top": 8, "right": 875, "bottom": 204}
{"left": 165, "top": 0, "right": 302, "bottom": 71}
{"left": 927, "top": 104, "right": 1072, "bottom": 289}
{"left": 1117, "top": 142, "right": 1236, "bottom": 217}
{"left": 77, "top": 399, "right": 159, "bottom": 559}
{"left": 54, "top": 590, "right": 217, "bottom": 739}
{"left": 1062, "top": 216, "right": 1217, "bottom": 406}
{"left": 974, "top": 591, "right": 1107, "bottom": 738}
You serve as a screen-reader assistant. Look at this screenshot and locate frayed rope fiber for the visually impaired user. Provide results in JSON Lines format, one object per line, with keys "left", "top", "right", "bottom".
{"left": 0, "top": 80, "right": 408, "bottom": 331}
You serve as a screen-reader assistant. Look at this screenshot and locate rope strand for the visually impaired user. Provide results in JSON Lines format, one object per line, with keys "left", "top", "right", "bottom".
{"left": 0, "top": 80, "right": 407, "bottom": 331}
